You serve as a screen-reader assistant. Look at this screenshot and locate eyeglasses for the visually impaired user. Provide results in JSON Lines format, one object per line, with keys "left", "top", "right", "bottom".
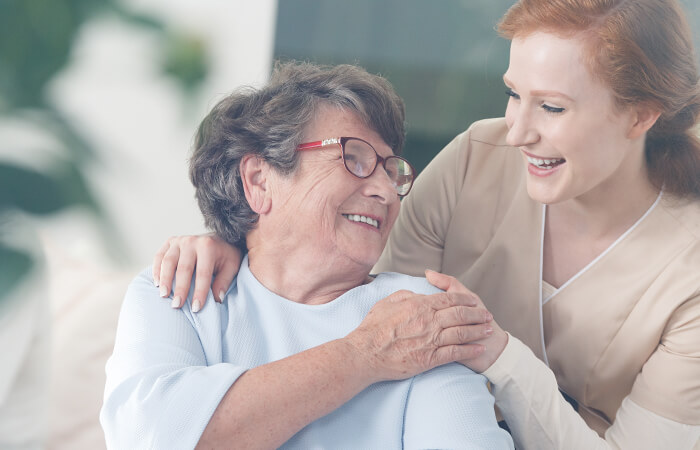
{"left": 296, "top": 137, "right": 415, "bottom": 197}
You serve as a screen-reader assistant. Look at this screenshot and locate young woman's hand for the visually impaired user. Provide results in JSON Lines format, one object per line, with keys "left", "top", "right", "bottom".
{"left": 425, "top": 270, "right": 508, "bottom": 373}
{"left": 152, "top": 233, "right": 242, "bottom": 310}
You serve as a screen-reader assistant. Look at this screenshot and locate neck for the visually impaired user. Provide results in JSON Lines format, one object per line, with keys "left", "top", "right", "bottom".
{"left": 549, "top": 162, "right": 659, "bottom": 239}
{"left": 245, "top": 235, "right": 372, "bottom": 305}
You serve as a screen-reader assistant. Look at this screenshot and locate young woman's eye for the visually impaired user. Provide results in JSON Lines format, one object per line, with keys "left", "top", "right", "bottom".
{"left": 542, "top": 104, "right": 565, "bottom": 114}
{"left": 505, "top": 88, "right": 520, "bottom": 100}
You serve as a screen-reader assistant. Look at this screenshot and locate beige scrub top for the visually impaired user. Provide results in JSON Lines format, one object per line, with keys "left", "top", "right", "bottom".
{"left": 374, "top": 118, "right": 700, "bottom": 436}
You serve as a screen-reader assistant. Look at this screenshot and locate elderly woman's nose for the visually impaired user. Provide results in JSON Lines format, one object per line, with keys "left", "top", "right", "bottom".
{"left": 364, "top": 167, "right": 398, "bottom": 203}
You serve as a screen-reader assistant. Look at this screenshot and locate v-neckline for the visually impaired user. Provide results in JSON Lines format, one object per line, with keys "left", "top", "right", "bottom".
{"left": 541, "top": 191, "right": 663, "bottom": 306}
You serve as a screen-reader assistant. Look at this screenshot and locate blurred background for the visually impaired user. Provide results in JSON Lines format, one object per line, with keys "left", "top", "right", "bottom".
{"left": 1, "top": 0, "right": 698, "bottom": 448}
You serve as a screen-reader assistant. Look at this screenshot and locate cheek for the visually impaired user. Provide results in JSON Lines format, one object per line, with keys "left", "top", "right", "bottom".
{"left": 385, "top": 203, "right": 401, "bottom": 231}
{"left": 504, "top": 99, "right": 516, "bottom": 129}
{"left": 559, "top": 124, "right": 604, "bottom": 159}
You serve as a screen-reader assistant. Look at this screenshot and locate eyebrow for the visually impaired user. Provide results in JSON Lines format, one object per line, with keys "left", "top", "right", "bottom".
{"left": 503, "top": 75, "right": 574, "bottom": 102}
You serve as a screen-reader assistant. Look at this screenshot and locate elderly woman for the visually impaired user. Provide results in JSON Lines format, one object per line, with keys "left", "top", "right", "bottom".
{"left": 100, "top": 62, "right": 513, "bottom": 449}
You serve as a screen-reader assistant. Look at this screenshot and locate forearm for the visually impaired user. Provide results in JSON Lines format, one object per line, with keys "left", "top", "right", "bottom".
{"left": 482, "top": 335, "right": 700, "bottom": 450}
{"left": 198, "top": 338, "right": 374, "bottom": 449}
{"left": 483, "top": 336, "right": 609, "bottom": 449}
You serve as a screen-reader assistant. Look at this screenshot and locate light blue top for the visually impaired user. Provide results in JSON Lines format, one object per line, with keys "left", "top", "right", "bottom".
{"left": 101, "top": 256, "right": 513, "bottom": 449}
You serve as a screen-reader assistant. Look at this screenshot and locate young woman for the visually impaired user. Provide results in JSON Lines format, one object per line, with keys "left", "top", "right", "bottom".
{"left": 154, "top": 0, "right": 700, "bottom": 447}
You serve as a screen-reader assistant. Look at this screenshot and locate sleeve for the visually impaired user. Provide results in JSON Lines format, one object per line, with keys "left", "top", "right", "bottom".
{"left": 99, "top": 269, "right": 246, "bottom": 450}
{"left": 372, "top": 127, "right": 473, "bottom": 276}
{"left": 483, "top": 335, "right": 700, "bottom": 450}
{"left": 629, "top": 293, "right": 700, "bottom": 424}
{"left": 403, "top": 363, "right": 515, "bottom": 450}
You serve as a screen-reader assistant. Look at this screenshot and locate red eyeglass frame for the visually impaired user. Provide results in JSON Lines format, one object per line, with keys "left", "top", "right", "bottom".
{"left": 295, "top": 136, "right": 415, "bottom": 197}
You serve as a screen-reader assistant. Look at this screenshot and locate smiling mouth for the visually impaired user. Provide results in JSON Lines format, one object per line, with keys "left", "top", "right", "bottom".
{"left": 527, "top": 155, "right": 566, "bottom": 170}
{"left": 342, "top": 214, "right": 379, "bottom": 229}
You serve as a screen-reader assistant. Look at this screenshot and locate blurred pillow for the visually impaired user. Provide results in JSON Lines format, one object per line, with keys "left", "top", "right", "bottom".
{"left": 47, "top": 254, "right": 134, "bottom": 450}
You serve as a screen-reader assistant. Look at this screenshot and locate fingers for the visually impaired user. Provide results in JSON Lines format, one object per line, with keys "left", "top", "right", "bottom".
{"left": 152, "top": 238, "right": 172, "bottom": 287}
{"left": 152, "top": 233, "right": 244, "bottom": 312}
{"left": 212, "top": 257, "right": 240, "bottom": 303}
{"left": 347, "top": 288, "right": 498, "bottom": 380}
{"left": 432, "top": 344, "right": 485, "bottom": 367}
{"left": 425, "top": 270, "right": 476, "bottom": 296}
{"left": 191, "top": 235, "right": 235, "bottom": 306}
{"left": 435, "top": 305, "right": 492, "bottom": 329}
{"left": 436, "top": 323, "right": 494, "bottom": 346}
{"left": 170, "top": 243, "right": 196, "bottom": 309}
{"left": 191, "top": 259, "right": 215, "bottom": 312}
{"left": 157, "top": 240, "right": 182, "bottom": 299}
{"left": 421, "top": 291, "right": 480, "bottom": 311}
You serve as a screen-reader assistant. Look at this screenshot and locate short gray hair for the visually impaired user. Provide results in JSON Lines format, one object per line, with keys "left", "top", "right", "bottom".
{"left": 189, "top": 61, "right": 406, "bottom": 250}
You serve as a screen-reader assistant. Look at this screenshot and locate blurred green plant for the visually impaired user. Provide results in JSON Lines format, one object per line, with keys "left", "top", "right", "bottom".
{"left": 0, "top": 0, "right": 208, "bottom": 300}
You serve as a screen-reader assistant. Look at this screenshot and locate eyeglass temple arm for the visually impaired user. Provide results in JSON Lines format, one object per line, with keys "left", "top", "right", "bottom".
{"left": 296, "top": 138, "right": 341, "bottom": 151}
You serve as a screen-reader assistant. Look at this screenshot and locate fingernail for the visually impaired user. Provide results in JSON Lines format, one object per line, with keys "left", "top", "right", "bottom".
{"left": 484, "top": 313, "right": 493, "bottom": 322}
{"left": 171, "top": 296, "right": 181, "bottom": 308}
{"left": 484, "top": 326, "right": 493, "bottom": 336}
{"left": 192, "top": 299, "right": 201, "bottom": 313}
{"left": 160, "top": 286, "right": 168, "bottom": 298}
{"left": 218, "top": 290, "right": 225, "bottom": 303}
{"left": 154, "top": 278, "right": 159, "bottom": 287}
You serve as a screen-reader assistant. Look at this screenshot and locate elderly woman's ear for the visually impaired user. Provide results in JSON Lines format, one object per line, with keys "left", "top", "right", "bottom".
{"left": 240, "top": 154, "right": 273, "bottom": 215}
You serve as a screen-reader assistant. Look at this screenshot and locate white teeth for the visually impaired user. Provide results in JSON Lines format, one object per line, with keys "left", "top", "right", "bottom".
{"left": 527, "top": 156, "right": 564, "bottom": 169}
{"left": 343, "top": 214, "right": 379, "bottom": 228}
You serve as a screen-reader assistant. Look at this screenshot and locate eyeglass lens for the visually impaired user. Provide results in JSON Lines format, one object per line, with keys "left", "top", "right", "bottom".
{"left": 342, "top": 139, "right": 413, "bottom": 196}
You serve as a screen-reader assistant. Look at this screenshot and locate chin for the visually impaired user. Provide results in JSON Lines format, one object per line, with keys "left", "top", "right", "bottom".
{"left": 350, "top": 250, "right": 383, "bottom": 269}
{"left": 360, "top": 254, "right": 382, "bottom": 269}
{"left": 526, "top": 183, "right": 563, "bottom": 205}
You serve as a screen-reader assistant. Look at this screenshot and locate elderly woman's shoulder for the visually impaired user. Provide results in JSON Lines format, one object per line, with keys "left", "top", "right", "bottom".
{"left": 121, "top": 267, "right": 187, "bottom": 317}
{"left": 126, "top": 267, "right": 159, "bottom": 295}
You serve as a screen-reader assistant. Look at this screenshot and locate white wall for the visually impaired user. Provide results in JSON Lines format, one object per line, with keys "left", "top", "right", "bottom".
{"left": 39, "top": 0, "right": 278, "bottom": 269}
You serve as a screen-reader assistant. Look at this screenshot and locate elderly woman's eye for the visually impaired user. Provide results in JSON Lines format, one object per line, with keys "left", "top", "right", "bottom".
{"left": 344, "top": 154, "right": 362, "bottom": 170}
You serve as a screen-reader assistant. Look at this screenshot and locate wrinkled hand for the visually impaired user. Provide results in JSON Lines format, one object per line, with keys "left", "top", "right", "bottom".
{"left": 344, "top": 288, "right": 495, "bottom": 383}
{"left": 425, "top": 270, "right": 508, "bottom": 373}
{"left": 152, "top": 233, "right": 242, "bottom": 310}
